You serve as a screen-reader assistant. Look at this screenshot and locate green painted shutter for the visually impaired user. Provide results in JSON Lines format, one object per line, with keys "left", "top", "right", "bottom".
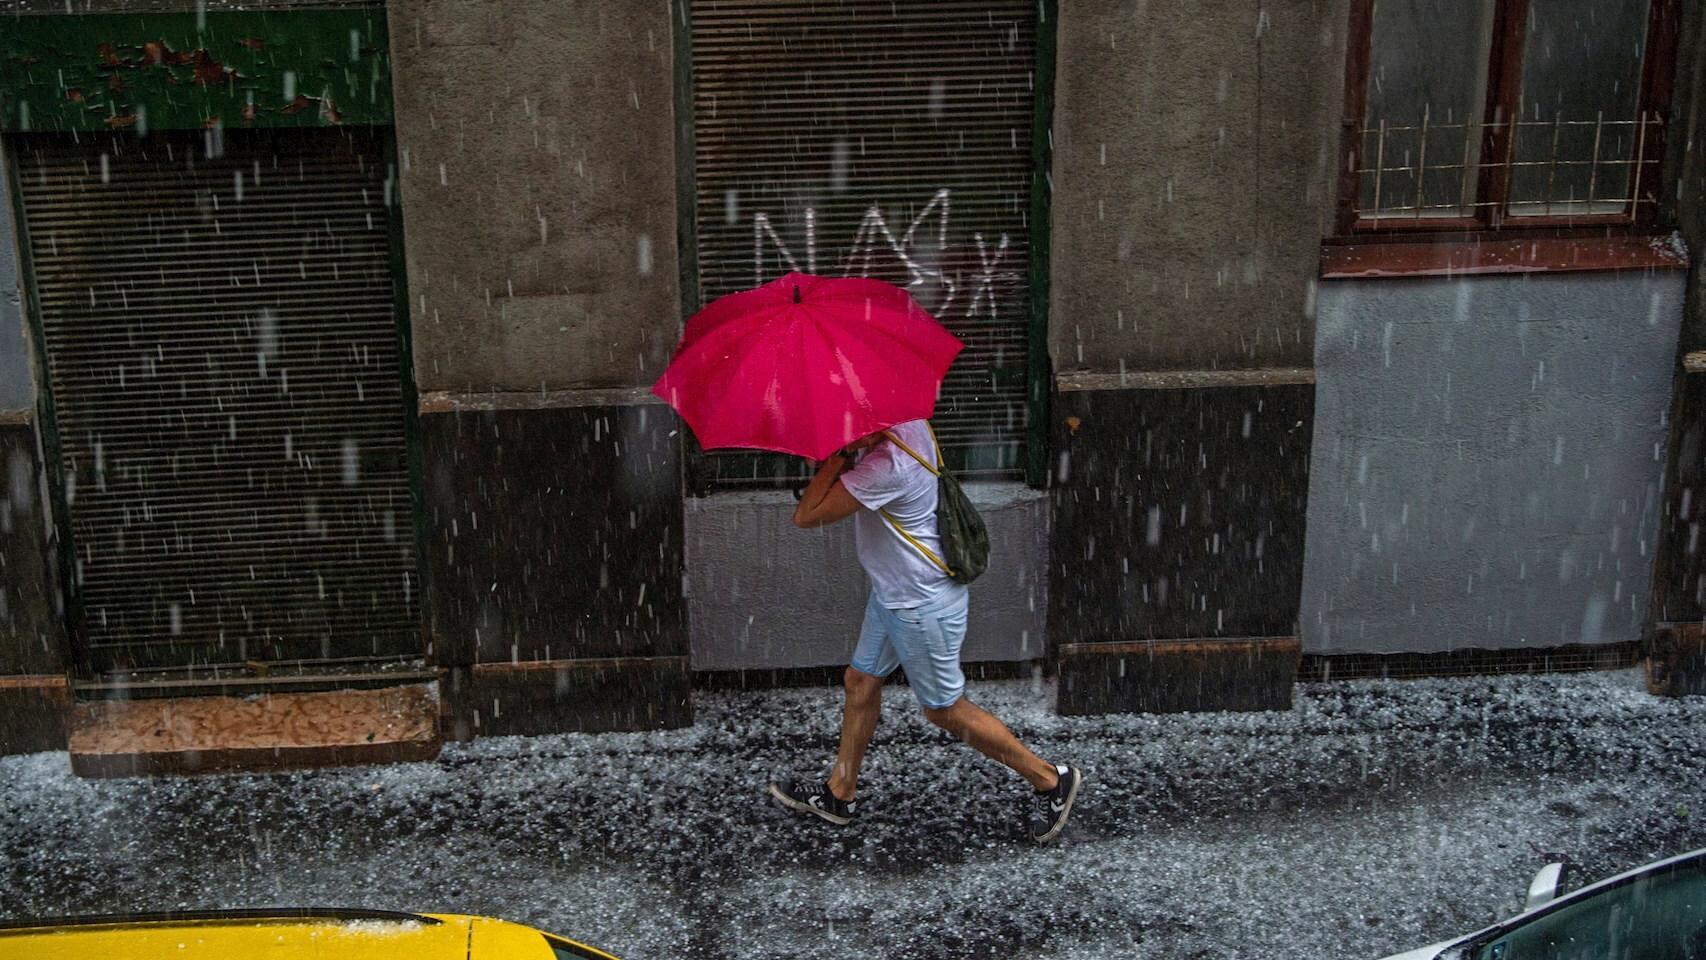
{"left": 12, "top": 127, "right": 418, "bottom": 672}
{"left": 686, "top": 0, "right": 1038, "bottom": 487}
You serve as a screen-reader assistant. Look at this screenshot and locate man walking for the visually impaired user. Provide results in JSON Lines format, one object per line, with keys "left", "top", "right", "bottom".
{"left": 768, "top": 419, "right": 1082, "bottom": 844}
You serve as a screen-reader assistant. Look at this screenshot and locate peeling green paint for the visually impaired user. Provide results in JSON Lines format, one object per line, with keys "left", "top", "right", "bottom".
{"left": 0, "top": 9, "right": 392, "bottom": 133}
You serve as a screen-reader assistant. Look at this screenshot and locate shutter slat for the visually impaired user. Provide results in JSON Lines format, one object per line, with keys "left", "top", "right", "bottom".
{"left": 688, "top": 0, "right": 1037, "bottom": 484}
{"left": 69, "top": 495, "right": 413, "bottom": 519}
{"left": 80, "top": 559, "right": 418, "bottom": 582}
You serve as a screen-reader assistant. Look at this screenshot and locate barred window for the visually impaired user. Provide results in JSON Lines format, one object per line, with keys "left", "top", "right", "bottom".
{"left": 1346, "top": 0, "right": 1675, "bottom": 229}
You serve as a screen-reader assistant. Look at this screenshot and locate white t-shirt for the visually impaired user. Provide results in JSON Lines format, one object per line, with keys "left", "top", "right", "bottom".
{"left": 839, "top": 419, "right": 958, "bottom": 609}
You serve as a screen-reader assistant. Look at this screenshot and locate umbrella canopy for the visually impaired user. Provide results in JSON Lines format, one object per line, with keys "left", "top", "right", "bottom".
{"left": 652, "top": 272, "right": 963, "bottom": 461}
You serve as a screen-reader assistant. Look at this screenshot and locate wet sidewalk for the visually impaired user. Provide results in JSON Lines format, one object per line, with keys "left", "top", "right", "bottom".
{"left": 2, "top": 669, "right": 1704, "bottom": 959}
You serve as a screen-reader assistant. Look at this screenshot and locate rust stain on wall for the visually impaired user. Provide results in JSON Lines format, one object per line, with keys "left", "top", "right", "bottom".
{"left": 141, "top": 41, "right": 192, "bottom": 66}
{"left": 280, "top": 93, "right": 341, "bottom": 124}
{"left": 189, "top": 49, "right": 236, "bottom": 87}
{"left": 96, "top": 40, "right": 239, "bottom": 89}
{"left": 1, "top": 10, "right": 393, "bottom": 133}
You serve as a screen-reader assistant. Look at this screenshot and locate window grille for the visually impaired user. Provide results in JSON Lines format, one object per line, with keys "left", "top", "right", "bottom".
{"left": 1356, "top": 113, "right": 1664, "bottom": 221}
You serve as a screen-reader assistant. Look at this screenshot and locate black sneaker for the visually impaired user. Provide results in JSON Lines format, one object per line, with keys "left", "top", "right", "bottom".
{"left": 768, "top": 778, "right": 857, "bottom": 826}
{"left": 1029, "top": 764, "right": 1082, "bottom": 844}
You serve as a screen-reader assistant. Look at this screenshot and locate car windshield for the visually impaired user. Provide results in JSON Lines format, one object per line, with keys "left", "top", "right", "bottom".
{"left": 1467, "top": 859, "right": 1706, "bottom": 960}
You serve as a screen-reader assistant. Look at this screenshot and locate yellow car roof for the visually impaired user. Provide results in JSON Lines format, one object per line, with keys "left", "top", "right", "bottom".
{"left": 0, "top": 910, "right": 620, "bottom": 960}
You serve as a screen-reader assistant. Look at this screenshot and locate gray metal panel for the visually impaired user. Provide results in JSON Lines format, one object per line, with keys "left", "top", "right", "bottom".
{"left": 13, "top": 128, "right": 418, "bottom": 670}
{"left": 687, "top": 0, "right": 1039, "bottom": 478}
{"left": 686, "top": 482, "right": 1048, "bottom": 671}
{"left": 1302, "top": 272, "right": 1685, "bottom": 654}
{"left": 0, "top": 145, "right": 28, "bottom": 411}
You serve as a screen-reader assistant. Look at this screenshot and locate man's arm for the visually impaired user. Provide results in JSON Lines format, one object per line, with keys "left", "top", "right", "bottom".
{"left": 792, "top": 452, "right": 863, "bottom": 528}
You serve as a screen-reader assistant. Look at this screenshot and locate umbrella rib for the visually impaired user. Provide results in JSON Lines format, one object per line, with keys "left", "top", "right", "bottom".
{"left": 829, "top": 291, "right": 962, "bottom": 363}
{"left": 794, "top": 312, "right": 842, "bottom": 453}
{"left": 834, "top": 307, "right": 961, "bottom": 397}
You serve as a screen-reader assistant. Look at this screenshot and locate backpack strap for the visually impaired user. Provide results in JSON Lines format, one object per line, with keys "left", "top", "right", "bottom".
{"left": 874, "top": 421, "right": 952, "bottom": 576}
{"left": 877, "top": 508, "right": 953, "bottom": 576}
{"left": 879, "top": 422, "right": 943, "bottom": 475}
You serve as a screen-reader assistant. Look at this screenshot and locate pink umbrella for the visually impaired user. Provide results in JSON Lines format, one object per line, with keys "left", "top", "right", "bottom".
{"left": 652, "top": 272, "right": 963, "bottom": 461}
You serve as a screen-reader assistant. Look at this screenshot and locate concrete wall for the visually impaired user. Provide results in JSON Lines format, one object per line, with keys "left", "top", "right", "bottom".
{"left": 1047, "top": 0, "right": 1347, "bottom": 374}
{"left": 387, "top": 0, "right": 679, "bottom": 392}
{"left": 686, "top": 484, "right": 1048, "bottom": 671}
{"left": 421, "top": 405, "right": 684, "bottom": 666}
{"left": 1050, "top": 382, "right": 1313, "bottom": 643}
{"left": 1, "top": 425, "right": 61, "bottom": 676}
{"left": 1650, "top": 1, "right": 1706, "bottom": 624}
{"left": 390, "top": 0, "right": 691, "bottom": 734}
{"left": 1666, "top": 0, "right": 1705, "bottom": 351}
{"left": 1303, "top": 272, "right": 1686, "bottom": 655}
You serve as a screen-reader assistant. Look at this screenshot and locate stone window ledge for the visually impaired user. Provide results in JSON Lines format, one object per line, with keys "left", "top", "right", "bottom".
{"left": 1320, "top": 232, "right": 1690, "bottom": 280}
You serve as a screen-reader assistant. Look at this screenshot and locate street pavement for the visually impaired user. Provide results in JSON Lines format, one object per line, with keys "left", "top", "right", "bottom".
{"left": 2, "top": 668, "right": 1704, "bottom": 959}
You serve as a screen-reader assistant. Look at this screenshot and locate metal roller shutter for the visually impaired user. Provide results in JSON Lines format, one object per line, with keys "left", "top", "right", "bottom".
{"left": 687, "top": 0, "right": 1039, "bottom": 486}
{"left": 12, "top": 127, "right": 418, "bottom": 673}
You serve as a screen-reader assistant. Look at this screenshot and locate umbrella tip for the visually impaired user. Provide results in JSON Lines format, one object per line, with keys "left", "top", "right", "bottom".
{"left": 793, "top": 284, "right": 801, "bottom": 304}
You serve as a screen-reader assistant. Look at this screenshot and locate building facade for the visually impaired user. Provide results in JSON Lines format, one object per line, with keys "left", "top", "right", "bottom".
{"left": 1, "top": 0, "right": 1701, "bottom": 766}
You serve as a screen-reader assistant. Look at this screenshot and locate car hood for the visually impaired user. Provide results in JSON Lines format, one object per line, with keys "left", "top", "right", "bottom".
{"left": 0, "top": 913, "right": 474, "bottom": 959}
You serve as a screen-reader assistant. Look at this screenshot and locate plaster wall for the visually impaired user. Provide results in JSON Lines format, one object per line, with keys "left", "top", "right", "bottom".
{"left": 387, "top": 0, "right": 680, "bottom": 393}
{"left": 686, "top": 484, "right": 1048, "bottom": 671}
{"left": 1303, "top": 272, "right": 1686, "bottom": 655}
{"left": 1048, "top": 0, "right": 1347, "bottom": 374}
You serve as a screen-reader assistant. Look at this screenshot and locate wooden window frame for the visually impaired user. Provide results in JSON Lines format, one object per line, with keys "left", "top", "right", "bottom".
{"left": 1335, "top": 0, "right": 1683, "bottom": 240}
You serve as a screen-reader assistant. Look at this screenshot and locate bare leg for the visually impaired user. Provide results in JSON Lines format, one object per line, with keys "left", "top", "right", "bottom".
{"left": 827, "top": 666, "right": 885, "bottom": 801}
{"left": 923, "top": 697, "right": 1058, "bottom": 791}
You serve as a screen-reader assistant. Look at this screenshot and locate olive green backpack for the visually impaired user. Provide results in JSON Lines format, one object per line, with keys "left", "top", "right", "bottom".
{"left": 877, "top": 423, "right": 990, "bottom": 584}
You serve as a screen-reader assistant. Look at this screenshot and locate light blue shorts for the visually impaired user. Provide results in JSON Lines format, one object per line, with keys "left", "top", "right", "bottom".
{"left": 849, "top": 586, "right": 969, "bottom": 709}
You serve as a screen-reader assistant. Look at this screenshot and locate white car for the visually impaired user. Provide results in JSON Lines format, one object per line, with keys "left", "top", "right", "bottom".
{"left": 1380, "top": 848, "right": 1706, "bottom": 959}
